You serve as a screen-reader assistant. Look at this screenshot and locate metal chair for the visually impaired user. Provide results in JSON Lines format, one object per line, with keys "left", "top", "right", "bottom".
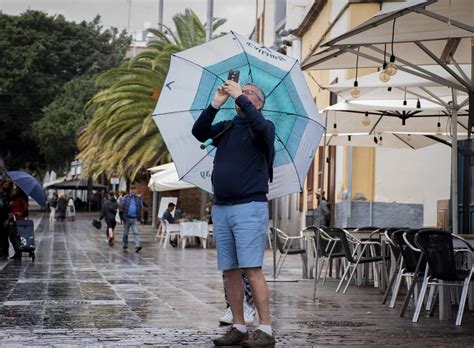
{"left": 387, "top": 229, "right": 426, "bottom": 312}
{"left": 334, "top": 228, "right": 386, "bottom": 294}
{"left": 270, "top": 227, "right": 306, "bottom": 279}
{"left": 413, "top": 229, "right": 474, "bottom": 326}
{"left": 311, "top": 227, "right": 345, "bottom": 297}
{"left": 381, "top": 228, "right": 403, "bottom": 304}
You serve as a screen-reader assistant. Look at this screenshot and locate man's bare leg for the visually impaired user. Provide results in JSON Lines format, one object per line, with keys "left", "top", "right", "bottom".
{"left": 224, "top": 268, "right": 245, "bottom": 324}
{"left": 244, "top": 267, "right": 270, "bottom": 324}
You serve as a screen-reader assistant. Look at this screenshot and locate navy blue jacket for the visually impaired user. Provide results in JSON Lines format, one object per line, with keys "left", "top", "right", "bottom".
{"left": 121, "top": 194, "right": 143, "bottom": 221}
{"left": 192, "top": 95, "right": 275, "bottom": 205}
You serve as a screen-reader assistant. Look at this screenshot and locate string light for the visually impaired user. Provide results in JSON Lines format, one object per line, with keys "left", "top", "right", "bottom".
{"left": 403, "top": 87, "right": 407, "bottom": 106}
{"left": 436, "top": 115, "right": 442, "bottom": 136}
{"left": 416, "top": 99, "right": 421, "bottom": 108}
{"left": 351, "top": 47, "right": 361, "bottom": 98}
{"left": 351, "top": 81, "right": 361, "bottom": 98}
{"left": 379, "top": 135, "right": 383, "bottom": 146}
{"left": 386, "top": 19, "right": 398, "bottom": 76}
{"left": 332, "top": 123, "right": 338, "bottom": 137}
{"left": 379, "top": 43, "right": 391, "bottom": 83}
{"left": 362, "top": 111, "right": 370, "bottom": 126}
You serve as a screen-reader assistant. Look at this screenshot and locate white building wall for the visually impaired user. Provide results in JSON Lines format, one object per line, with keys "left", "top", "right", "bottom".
{"left": 374, "top": 144, "right": 451, "bottom": 226}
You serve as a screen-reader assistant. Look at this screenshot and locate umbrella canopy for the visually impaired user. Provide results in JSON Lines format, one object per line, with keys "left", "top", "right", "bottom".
{"left": 323, "top": 65, "right": 470, "bottom": 107}
{"left": 148, "top": 163, "right": 195, "bottom": 192}
{"left": 326, "top": 132, "right": 459, "bottom": 149}
{"left": 323, "top": 0, "right": 473, "bottom": 47}
{"left": 7, "top": 171, "right": 47, "bottom": 207}
{"left": 321, "top": 101, "right": 468, "bottom": 135}
{"left": 152, "top": 32, "right": 324, "bottom": 200}
{"left": 303, "top": 0, "right": 473, "bottom": 93}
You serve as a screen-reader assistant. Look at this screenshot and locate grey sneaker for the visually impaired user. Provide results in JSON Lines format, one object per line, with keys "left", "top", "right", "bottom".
{"left": 241, "top": 329, "right": 276, "bottom": 347}
{"left": 213, "top": 327, "right": 249, "bottom": 346}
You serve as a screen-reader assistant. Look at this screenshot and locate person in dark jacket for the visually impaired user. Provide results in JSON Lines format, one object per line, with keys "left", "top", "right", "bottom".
{"left": 56, "top": 194, "right": 67, "bottom": 221}
{"left": 119, "top": 185, "right": 143, "bottom": 253}
{"left": 100, "top": 191, "right": 118, "bottom": 246}
{"left": 192, "top": 80, "right": 276, "bottom": 347}
{"left": 0, "top": 179, "right": 13, "bottom": 259}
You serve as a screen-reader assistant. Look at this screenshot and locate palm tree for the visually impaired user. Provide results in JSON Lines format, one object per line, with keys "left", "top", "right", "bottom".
{"left": 77, "top": 9, "right": 226, "bottom": 181}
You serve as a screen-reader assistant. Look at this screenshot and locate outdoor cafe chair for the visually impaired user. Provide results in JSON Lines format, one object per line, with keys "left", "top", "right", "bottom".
{"left": 413, "top": 229, "right": 474, "bottom": 326}
{"left": 387, "top": 229, "right": 427, "bottom": 312}
{"left": 161, "top": 220, "right": 181, "bottom": 248}
{"left": 313, "top": 227, "right": 345, "bottom": 285}
{"left": 382, "top": 228, "right": 404, "bottom": 305}
{"left": 334, "top": 228, "right": 386, "bottom": 294}
{"left": 270, "top": 227, "right": 306, "bottom": 279}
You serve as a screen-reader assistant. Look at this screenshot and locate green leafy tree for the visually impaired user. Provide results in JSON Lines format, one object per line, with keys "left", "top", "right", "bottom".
{"left": 0, "top": 10, "right": 130, "bottom": 172}
{"left": 32, "top": 76, "right": 98, "bottom": 170}
{"left": 78, "top": 9, "right": 226, "bottom": 180}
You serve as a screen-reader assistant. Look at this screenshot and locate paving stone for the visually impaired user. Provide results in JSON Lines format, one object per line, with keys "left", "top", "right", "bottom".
{"left": 0, "top": 214, "right": 473, "bottom": 346}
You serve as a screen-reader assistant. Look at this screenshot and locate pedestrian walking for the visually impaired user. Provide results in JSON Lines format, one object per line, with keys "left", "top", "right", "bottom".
{"left": 66, "top": 196, "right": 76, "bottom": 221}
{"left": 49, "top": 193, "right": 58, "bottom": 222}
{"left": 119, "top": 185, "right": 143, "bottom": 253}
{"left": 192, "top": 80, "right": 276, "bottom": 346}
{"left": 100, "top": 191, "right": 118, "bottom": 247}
{"left": 8, "top": 185, "right": 29, "bottom": 260}
{"left": 56, "top": 193, "right": 67, "bottom": 221}
{"left": 0, "top": 179, "right": 13, "bottom": 259}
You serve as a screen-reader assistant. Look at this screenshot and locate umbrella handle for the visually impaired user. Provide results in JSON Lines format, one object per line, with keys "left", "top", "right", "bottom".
{"left": 200, "top": 139, "right": 213, "bottom": 149}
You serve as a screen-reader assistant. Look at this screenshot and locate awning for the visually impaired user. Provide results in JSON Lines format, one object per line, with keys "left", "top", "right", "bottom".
{"left": 44, "top": 179, "right": 107, "bottom": 190}
{"left": 148, "top": 163, "right": 195, "bottom": 192}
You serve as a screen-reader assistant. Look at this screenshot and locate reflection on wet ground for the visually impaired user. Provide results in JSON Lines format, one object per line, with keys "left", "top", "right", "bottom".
{"left": 0, "top": 215, "right": 473, "bottom": 346}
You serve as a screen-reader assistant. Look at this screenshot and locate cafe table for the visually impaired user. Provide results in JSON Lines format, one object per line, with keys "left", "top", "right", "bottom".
{"left": 179, "top": 221, "right": 209, "bottom": 249}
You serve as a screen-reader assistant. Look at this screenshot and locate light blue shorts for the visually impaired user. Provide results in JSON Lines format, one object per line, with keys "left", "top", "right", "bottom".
{"left": 212, "top": 201, "right": 269, "bottom": 271}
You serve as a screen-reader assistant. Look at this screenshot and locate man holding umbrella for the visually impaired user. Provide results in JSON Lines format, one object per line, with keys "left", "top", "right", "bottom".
{"left": 192, "top": 79, "right": 276, "bottom": 346}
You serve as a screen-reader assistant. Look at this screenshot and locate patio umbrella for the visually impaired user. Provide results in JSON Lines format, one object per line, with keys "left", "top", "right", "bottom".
{"left": 152, "top": 32, "right": 324, "bottom": 200}
{"left": 7, "top": 171, "right": 47, "bottom": 208}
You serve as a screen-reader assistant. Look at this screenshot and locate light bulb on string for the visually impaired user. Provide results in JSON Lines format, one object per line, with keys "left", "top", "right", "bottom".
{"left": 386, "top": 55, "right": 398, "bottom": 76}
{"left": 379, "top": 135, "right": 383, "bottom": 146}
{"left": 351, "top": 80, "right": 361, "bottom": 98}
{"left": 351, "top": 47, "right": 361, "bottom": 98}
{"left": 379, "top": 64, "right": 391, "bottom": 83}
{"left": 416, "top": 99, "right": 421, "bottom": 109}
{"left": 407, "top": 134, "right": 412, "bottom": 142}
{"left": 386, "top": 19, "right": 398, "bottom": 77}
{"left": 403, "top": 86, "right": 407, "bottom": 106}
{"left": 436, "top": 116, "right": 442, "bottom": 136}
{"left": 379, "top": 43, "right": 390, "bottom": 83}
{"left": 362, "top": 111, "right": 370, "bottom": 126}
{"left": 332, "top": 123, "right": 338, "bottom": 137}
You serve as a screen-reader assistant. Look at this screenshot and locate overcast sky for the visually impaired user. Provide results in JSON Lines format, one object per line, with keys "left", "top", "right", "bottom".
{"left": 0, "top": 0, "right": 256, "bottom": 38}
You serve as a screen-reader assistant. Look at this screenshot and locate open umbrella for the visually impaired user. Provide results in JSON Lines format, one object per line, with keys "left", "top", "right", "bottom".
{"left": 152, "top": 32, "right": 324, "bottom": 200}
{"left": 7, "top": 171, "right": 47, "bottom": 208}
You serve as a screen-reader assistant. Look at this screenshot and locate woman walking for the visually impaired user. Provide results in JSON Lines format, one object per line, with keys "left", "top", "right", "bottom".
{"left": 100, "top": 192, "right": 118, "bottom": 246}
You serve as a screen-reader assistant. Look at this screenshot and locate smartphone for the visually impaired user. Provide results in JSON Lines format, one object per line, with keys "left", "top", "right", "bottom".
{"left": 227, "top": 70, "right": 240, "bottom": 82}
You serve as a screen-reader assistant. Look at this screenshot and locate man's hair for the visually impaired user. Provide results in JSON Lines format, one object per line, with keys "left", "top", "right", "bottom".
{"left": 168, "top": 202, "right": 176, "bottom": 208}
{"left": 129, "top": 184, "right": 136, "bottom": 190}
{"left": 108, "top": 191, "right": 115, "bottom": 198}
{"left": 244, "top": 83, "right": 265, "bottom": 107}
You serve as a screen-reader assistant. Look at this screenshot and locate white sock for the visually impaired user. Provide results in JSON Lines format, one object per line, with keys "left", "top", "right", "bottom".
{"left": 259, "top": 325, "right": 272, "bottom": 336}
{"left": 233, "top": 324, "right": 247, "bottom": 333}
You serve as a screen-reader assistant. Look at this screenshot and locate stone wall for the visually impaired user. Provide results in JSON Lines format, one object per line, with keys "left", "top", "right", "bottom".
{"left": 334, "top": 201, "right": 423, "bottom": 228}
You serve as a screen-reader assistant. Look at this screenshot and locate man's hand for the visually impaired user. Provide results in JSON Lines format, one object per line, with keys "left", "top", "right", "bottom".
{"left": 211, "top": 86, "right": 229, "bottom": 109}
{"left": 222, "top": 80, "right": 242, "bottom": 99}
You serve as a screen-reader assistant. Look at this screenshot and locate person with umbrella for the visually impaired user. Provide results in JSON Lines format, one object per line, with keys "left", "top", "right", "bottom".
{"left": 192, "top": 80, "right": 276, "bottom": 347}
{"left": 0, "top": 179, "right": 13, "bottom": 259}
{"left": 8, "top": 185, "right": 29, "bottom": 260}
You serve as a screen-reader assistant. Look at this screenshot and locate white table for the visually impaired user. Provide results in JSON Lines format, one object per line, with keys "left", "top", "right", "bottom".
{"left": 179, "top": 221, "right": 209, "bottom": 248}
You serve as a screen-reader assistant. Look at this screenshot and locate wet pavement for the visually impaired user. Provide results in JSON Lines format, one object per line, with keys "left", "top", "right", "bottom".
{"left": 0, "top": 214, "right": 473, "bottom": 346}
